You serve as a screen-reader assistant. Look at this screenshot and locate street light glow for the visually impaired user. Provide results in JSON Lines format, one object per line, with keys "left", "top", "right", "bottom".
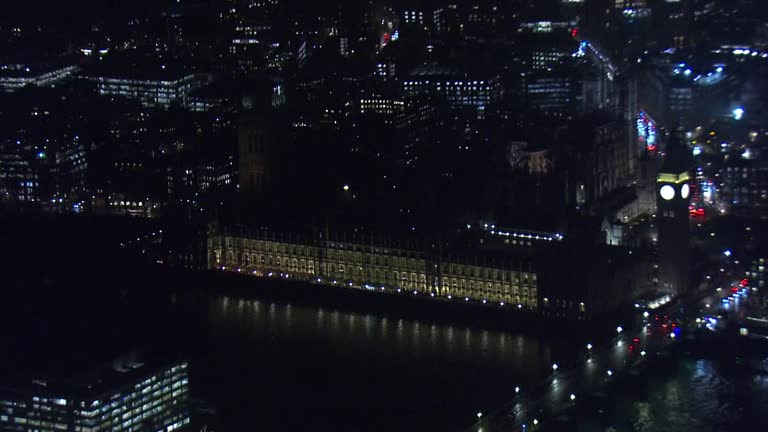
{"left": 552, "top": 363, "right": 559, "bottom": 371}
{"left": 616, "top": 326, "right": 623, "bottom": 334}
{"left": 586, "top": 343, "right": 592, "bottom": 350}
{"left": 724, "top": 250, "right": 732, "bottom": 257}
{"left": 570, "top": 393, "right": 576, "bottom": 401}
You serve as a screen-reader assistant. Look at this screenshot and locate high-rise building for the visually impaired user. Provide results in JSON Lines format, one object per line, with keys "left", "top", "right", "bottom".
{"left": 656, "top": 132, "right": 692, "bottom": 294}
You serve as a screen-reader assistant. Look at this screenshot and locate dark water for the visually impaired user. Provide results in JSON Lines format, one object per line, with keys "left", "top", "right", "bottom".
{"left": 4, "top": 276, "right": 768, "bottom": 432}
{"left": 175, "top": 293, "right": 583, "bottom": 431}
{"left": 2, "top": 214, "right": 767, "bottom": 432}
{"left": 612, "top": 357, "right": 768, "bottom": 432}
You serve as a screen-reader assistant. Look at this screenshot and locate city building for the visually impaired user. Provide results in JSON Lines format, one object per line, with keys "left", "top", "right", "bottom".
{"left": 82, "top": 67, "right": 204, "bottom": 109}
{"left": 403, "top": 64, "right": 502, "bottom": 111}
{"left": 0, "top": 63, "right": 78, "bottom": 92}
{"left": 0, "top": 151, "right": 38, "bottom": 202}
{"left": 719, "top": 159, "right": 768, "bottom": 220}
{"left": 523, "top": 70, "right": 576, "bottom": 112}
{"left": 207, "top": 220, "right": 653, "bottom": 319}
{"left": 359, "top": 97, "right": 405, "bottom": 121}
{"left": 0, "top": 358, "right": 190, "bottom": 432}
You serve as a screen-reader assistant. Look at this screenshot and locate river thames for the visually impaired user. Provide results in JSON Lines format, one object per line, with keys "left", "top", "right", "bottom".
{"left": 2, "top": 214, "right": 767, "bottom": 432}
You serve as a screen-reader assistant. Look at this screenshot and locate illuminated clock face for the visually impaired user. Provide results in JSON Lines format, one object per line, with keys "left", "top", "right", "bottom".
{"left": 660, "top": 185, "right": 676, "bottom": 201}
{"left": 681, "top": 183, "right": 690, "bottom": 200}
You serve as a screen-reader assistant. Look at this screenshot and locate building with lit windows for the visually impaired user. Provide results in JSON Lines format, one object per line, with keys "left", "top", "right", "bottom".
{"left": 0, "top": 64, "right": 78, "bottom": 92}
{"left": 375, "top": 62, "right": 396, "bottom": 81}
{"left": 403, "top": 65, "right": 501, "bottom": 110}
{"left": 83, "top": 68, "right": 203, "bottom": 108}
{"left": 0, "top": 152, "right": 38, "bottom": 202}
{"left": 208, "top": 226, "right": 541, "bottom": 310}
{"left": 0, "top": 359, "right": 190, "bottom": 432}
{"left": 403, "top": 10, "right": 425, "bottom": 26}
{"left": 720, "top": 160, "right": 768, "bottom": 220}
{"left": 532, "top": 48, "right": 569, "bottom": 70}
{"left": 359, "top": 97, "right": 405, "bottom": 120}
{"left": 523, "top": 71, "right": 576, "bottom": 112}
{"left": 208, "top": 221, "right": 653, "bottom": 319}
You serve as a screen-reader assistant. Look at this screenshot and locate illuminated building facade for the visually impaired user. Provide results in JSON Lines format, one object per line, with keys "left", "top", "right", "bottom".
{"left": 375, "top": 62, "right": 396, "bottom": 81}
{"left": 207, "top": 223, "right": 653, "bottom": 318}
{"left": 637, "top": 111, "right": 657, "bottom": 152}
{"left": 208, "top": 228, "right": 541, "bottom": 309}
{"left": 0, "top": 361, "right": 190, "bottom": 432}
{"left": 0, "top": 153, "right": 38, "bottom": 202}
{"left": 523, "top": 73, "right": 575, "bottom": 112}
{"left": 359, "top": 98, "right": 405, "bottom": 120}
{"left": 532, "top": 49, "right": 569, "bottom": 70}
{"left": 720, "top": 161, "right": 768, "bottom": 220}
{"left": 0, "top": 64, "right": 78, "bottom": 92}
{"left": 85, "top": 73, "right": 201, "bottom": 108}
{"left": 403, "top": 72, "right": 501, "bottom": 110}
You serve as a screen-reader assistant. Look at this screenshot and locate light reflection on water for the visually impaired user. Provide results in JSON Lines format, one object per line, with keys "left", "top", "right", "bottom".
{"left": 212, "top": 295, "right": 564, "bottom": 366}
{"left": 205, "top": 295, "right": 579, "bottom": 431}
{"left": 617, "top": 358, "right": 768, "bottom": 432}
{"left": 205, "top": 295, "right": 768, "bottom": 432}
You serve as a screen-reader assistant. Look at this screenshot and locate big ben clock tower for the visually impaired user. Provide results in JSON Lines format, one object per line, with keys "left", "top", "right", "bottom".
{"left": 656, "top": 132, "right": 692, "bottom": 295}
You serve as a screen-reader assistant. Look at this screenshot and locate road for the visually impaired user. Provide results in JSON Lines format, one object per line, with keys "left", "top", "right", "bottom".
{"left": 467, "top": 309, "right": 676, "bottom": 432}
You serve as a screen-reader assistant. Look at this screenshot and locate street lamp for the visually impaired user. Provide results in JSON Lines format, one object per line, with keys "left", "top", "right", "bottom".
{"left": 476, "top": 412, "right": 482, "bottom": 419}
{"left": 570, "top": 394, "right": 576, "bottom": 401}
{"left": 515, "top": 386, "right": 520, "bottom": 394}
{"left": 552, "top": 363, "right": 559, "bottom": 371}
{"left": 616, "top": 326, "right": 623, "bottom": 334}
{"left": 607, "top": 369, "right": 613, "bottom": 377}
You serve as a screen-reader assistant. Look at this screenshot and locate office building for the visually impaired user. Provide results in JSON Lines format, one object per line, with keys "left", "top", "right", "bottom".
{"left": 523, "top": 71, "right": 576, "bottom": 112}
{"left": 0, "top": 359, "right": 190, "bottom": 432}
{"left": 403, "top": 65, "right": 502, "bottom": 110}
{"left": 359, "top": 97, "right": 405, "bottom": 120}
{"left": 83, "top": 68, "right": 203, "bottom": 108}
{"left": 0, "top": 152, "right": 38, "bottom": 202}
{"left": 0, "top": 64, "right": 78, "bottom": 92}
{"left": 720, "top": 160, "right": 768, "bottom": 220}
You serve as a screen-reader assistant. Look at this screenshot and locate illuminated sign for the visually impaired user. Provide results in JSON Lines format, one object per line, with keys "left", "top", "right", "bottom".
{"left": 637, "top": 111, "right": 657, "bottom": 151}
